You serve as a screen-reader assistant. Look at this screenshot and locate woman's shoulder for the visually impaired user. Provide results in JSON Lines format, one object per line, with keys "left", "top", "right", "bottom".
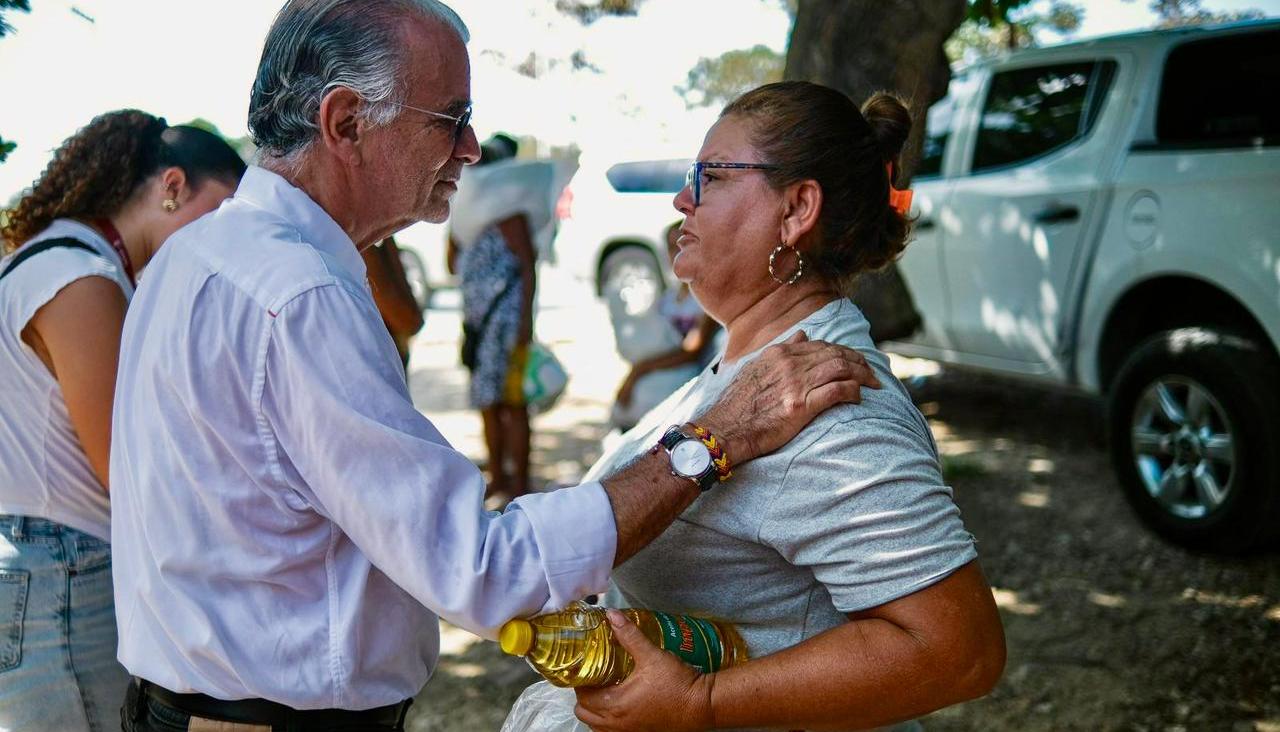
{"left": 2, "top": 220, "right": 119, "bottom": 290}
{"left": 795, "top": 297, "right": 874, "bottom": 349}
{"left": 791, "top": 299, "right": 921, "bottom": 419}
{"left": 1, "top": 221, "right": 123, "bottom": 331}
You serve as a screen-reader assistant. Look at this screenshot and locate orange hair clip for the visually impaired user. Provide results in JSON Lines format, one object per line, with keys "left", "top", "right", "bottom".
{"left": 886, "top": 162, "right": 913, "bottom": 217}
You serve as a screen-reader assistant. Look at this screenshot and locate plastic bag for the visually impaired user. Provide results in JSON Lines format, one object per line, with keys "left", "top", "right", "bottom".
{"left": 524, "top": 342, "right": 568, "bottom": 415}
{"left": 500, "top": 680, "right": 589, "bottom": 732}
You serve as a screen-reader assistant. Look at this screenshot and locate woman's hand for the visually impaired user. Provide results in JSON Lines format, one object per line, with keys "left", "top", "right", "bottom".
{"left": 574, "top": 610, "right": 715, "bottom": 732}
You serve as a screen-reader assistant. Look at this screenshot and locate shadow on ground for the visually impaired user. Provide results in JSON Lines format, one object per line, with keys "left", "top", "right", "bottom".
{"left": 909, "top": 369, "right": 1279, "bottom": 732}
{"left": 406, "top": 331, "right": 1279, "bottom": 730}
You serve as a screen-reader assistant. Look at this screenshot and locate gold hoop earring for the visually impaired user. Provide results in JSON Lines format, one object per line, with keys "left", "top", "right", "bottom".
{"left": 162, "top": 199, "right": 178, "bottom": 213}
{"left": 768, "top": 242, "right": 804, "bottom": 286}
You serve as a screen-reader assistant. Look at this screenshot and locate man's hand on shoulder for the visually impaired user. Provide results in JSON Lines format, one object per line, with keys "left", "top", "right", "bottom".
{"left": 700, "top": 330, "right": 881, "bottom": 465}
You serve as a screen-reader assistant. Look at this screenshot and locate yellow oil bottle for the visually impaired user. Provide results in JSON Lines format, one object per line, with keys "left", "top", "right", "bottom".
{"left": 498, "top": 601, "right": 748, "bottom": 687}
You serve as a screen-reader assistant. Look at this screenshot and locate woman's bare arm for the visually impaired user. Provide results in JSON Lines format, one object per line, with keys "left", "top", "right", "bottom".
{"left": 576, "top": 560, "right": 1006, "bottom": 732}
{"left": 22, "top": 276, "right": 128, "bottom": 492}
{"left": 496, "top": 214, "right": 536, "bottom": 345}
{"left": 362, "top": 238, "right": 424, "bottom": 337}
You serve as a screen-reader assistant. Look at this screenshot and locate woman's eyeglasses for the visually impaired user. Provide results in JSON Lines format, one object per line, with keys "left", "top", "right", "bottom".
{"left": 388, "top": 101, "right": 473, "bottom": 144}
{"left": 685, "top": 161, "right": 779, "bottom": 207}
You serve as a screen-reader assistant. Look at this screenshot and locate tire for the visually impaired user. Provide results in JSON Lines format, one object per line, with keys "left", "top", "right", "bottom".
{"left": 599, "top": 247, "right": 664, "bottom": 317}
{"left": 1107, "top": 327, "right": 1280, "bottom": 553}
{"left": 397, "top": 247, "right": 432, "bottom": 312}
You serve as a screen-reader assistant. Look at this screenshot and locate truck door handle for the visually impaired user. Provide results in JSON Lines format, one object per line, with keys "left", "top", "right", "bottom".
{"left": 1033, "top": 204, "right": 1080, "bottom": 224}
{"left": 915, "top": 218, "right": 936, "bottom": 231}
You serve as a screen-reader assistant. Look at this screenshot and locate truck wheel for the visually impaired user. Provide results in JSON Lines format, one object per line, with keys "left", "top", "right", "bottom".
{"left": 600, "top": 247, "right": 663, "bottom": 316}
{"left": 1108, "top": 328, "right": 1280, "bottom": 553}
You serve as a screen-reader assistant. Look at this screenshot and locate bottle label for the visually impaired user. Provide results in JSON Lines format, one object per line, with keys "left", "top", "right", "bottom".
{"left": 650, "top": 611, "right": 724, "bottom": 673}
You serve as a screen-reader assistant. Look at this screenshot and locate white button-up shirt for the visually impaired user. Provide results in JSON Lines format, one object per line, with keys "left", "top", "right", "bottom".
{"left": 110, "top": 166, "right": 616, "bottom": 710}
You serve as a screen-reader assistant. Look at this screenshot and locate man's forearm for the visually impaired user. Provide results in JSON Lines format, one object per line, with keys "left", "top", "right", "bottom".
{"left": 602, "top": 450, "right": 701, "bottom": 567}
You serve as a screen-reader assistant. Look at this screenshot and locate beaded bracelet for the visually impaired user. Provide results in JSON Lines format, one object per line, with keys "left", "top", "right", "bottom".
{"left": 689, "top": 423, "right": 732, "bottom": 482}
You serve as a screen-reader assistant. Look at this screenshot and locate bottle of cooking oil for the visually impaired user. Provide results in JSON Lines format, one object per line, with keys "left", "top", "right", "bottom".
{"left": 498, "top": 601, "right": 748, "bottom": 687}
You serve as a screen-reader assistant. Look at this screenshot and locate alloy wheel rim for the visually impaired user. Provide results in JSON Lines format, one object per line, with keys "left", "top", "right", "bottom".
{"left": 605, "top": 261, "right": 661, "bottom": 316}
{"left": 1130, "top": 376, "right": 1236, "bottom": 520}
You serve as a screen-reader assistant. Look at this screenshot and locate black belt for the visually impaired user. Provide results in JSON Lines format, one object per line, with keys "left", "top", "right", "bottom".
{"left": 130, "top": 677, "right": 412, "bottom": 730}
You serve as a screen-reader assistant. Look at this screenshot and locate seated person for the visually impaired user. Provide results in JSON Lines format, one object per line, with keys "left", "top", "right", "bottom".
{"left": 610, "top": 222, "right": 720, "bottom": 432}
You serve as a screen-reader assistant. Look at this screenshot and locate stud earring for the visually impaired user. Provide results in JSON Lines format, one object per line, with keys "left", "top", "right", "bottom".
{"left": 162, "top": 199, "right": 178, "bottom": 213}
{"left": 768, "top": 241, "right": 804, "bottom": 286}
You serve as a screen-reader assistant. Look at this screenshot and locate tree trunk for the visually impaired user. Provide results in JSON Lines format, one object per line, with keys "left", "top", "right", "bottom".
{"left": 784, "top": 0, "right": 966, "bottom": 343}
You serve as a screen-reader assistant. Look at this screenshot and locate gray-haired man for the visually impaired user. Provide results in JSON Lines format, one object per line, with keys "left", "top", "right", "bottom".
{"left": 110, "top": 1, "right": 878, "bottom": 729}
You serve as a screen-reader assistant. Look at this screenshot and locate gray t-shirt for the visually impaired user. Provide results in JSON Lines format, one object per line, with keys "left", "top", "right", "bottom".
{"left": 587, "top": 298, "right": 977, "bottom": 668}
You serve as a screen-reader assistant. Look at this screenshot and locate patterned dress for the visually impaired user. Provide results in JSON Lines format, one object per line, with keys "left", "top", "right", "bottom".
{"left": 459, "top": 226, "right": 524, "bottom": 408}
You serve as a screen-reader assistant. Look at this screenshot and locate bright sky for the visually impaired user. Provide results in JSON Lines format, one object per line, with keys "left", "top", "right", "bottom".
{"left": 1, "top": 0, "right": 1276, "bottom": 201}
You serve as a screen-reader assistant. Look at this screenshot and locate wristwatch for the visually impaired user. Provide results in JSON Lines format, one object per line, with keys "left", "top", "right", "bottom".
{"left": 658, "top": 425, "right": 719, "bottom": 492}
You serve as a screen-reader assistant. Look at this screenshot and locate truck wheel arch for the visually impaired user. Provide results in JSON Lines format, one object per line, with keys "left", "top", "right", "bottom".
{"left": 1096, "top": 276, "right": 1276, "bottom": 393}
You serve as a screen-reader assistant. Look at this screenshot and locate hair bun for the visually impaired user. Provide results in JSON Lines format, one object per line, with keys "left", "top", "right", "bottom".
{"left": 860, "top": 92, "right": 912, "bottom": 164}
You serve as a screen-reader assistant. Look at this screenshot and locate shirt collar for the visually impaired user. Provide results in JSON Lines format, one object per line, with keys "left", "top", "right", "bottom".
{"left": 234, "top": 166, "right": 367, "bottom": 283}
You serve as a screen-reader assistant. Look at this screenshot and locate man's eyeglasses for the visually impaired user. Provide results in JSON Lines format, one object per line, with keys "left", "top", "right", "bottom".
{"left": 388, "top": 100, "right": 473, "bottom": 144}
{"left": 685, "top": 161, "right": 779, "bottom": 207}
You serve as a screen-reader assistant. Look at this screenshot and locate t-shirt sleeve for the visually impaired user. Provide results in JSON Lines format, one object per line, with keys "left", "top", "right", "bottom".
{"left": 2, "top": 246, "right": 120, "bottom": 334}
{"left": 759, "top": 415, "right": 977, "bottom": 613}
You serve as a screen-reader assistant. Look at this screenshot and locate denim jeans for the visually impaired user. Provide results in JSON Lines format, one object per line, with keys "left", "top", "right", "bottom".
{"left": 0, "top": 515, "right": 130, "bottom": 732}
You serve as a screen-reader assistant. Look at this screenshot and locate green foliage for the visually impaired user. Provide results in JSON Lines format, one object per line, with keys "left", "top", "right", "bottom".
{"left": 949, "top": 0, "right": 1083, "bottom": 62}
{"left": 941, "top": 454, "right": 988, "bottom": 481}
{"left": 676, "top": 44, "right": 785, "bottom": 109}
{"left": 554, "top": 0, "right": 642, "bottom": 24}
{"left": 0, "top": 0, "right": 31, "bottom": 167}
{"left": 965, "top": 0, "right": 1037, "bottom": 25}
{"left": 0, "top": 0, "right": 30, "bottom": 38}
{"left": 1141, "top": 0, "right": 1264, "bottom": 27}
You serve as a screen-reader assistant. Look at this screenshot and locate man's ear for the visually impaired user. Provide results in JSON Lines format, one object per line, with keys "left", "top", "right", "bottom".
{"left": 779, "top": 179, "right": 822, "bottom": 248}
{"left": 316, "top": 86, "right": 365, "bottom": 165}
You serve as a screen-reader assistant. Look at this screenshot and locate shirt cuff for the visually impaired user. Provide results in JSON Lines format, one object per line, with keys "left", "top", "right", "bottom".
{"left": 508, "top": 481, "right": 617, "bottom": 613}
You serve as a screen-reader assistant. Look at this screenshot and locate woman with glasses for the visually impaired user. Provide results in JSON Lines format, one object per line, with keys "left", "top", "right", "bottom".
{"left": 570, "top": 82, "right": 1006, "bottom": 731}
{"left": 0, "top": 110, "right": 244, "bottom": 732}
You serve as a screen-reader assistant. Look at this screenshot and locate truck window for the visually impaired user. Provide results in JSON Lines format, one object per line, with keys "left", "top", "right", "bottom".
{"left": 972, "top": 60, "right": 1115, "bottom": 173}
{"left": 1157, "top": 29, "right": 1280, "bottom": 148}
{"left": 918, "top": 93, "right": 957, "bottom": 178}
{"left": 917, "top": 72, "right": 977, "bottom": 179}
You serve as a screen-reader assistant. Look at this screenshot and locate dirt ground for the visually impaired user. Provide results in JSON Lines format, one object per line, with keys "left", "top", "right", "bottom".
{"left": 403, "top": 279, "right": 1280, "bottom": 731}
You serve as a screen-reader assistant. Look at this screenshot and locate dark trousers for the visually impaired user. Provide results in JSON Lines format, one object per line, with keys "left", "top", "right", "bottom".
{"left": 121, "top": 678, "right": 411, "bottom": 732}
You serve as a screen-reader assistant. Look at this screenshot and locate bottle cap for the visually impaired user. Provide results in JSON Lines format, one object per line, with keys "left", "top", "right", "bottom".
{"left": 499, "top": 619, "right": 533, "bottom": 656}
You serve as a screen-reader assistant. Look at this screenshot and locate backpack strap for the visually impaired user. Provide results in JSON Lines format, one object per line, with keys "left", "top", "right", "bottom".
{"left": 0, "top": 237, "right": 99, "bottom": 283}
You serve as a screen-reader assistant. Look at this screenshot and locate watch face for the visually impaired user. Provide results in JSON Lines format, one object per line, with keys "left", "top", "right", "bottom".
{"left": 670, "top": 439, "right": 712, "bottom": 477}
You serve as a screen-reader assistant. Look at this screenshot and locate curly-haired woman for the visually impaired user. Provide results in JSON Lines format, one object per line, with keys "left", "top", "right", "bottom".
{"left": 0, "top": 110, "right": 244, "bottom": 731}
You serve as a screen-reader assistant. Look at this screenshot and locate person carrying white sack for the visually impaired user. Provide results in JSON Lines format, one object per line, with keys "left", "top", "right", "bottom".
{"left": 449, "top": 135, "right": 556, "bottom": 500}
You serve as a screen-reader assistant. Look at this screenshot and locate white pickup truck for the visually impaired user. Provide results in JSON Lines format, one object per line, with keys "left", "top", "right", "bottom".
{"left": 891, "top": 19, "right": 1280, "bottom": 552}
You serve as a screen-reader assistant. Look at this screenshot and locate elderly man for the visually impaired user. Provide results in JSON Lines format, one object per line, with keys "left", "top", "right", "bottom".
{"left": 110, "top": 1, "right": 878, "bottom": 730}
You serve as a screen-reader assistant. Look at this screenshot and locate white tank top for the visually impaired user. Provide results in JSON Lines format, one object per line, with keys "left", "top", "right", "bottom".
{"left": 0, "top": 219, "right": 133, "bottom": 540}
